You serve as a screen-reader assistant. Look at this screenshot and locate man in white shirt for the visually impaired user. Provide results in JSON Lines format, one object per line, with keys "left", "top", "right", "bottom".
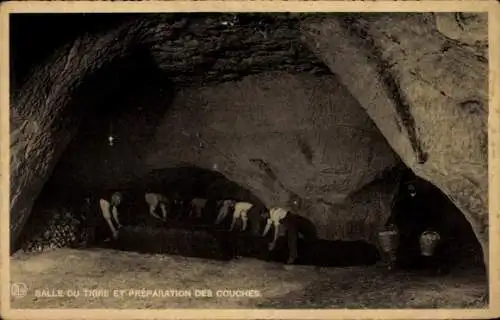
{"left": 144, "top": 192, "right": 170, "bottom": 221}
{"left": 262, "top": 205, "right": 317, "bottom": 265}
{"left": 229, "top": 202, "right": 254, "bottom": 232}
{"left": 214, "top": 199, "right": 236, "bottom": 225}
{"left": 262, "top": 207, "right": 288, "bottom": 250}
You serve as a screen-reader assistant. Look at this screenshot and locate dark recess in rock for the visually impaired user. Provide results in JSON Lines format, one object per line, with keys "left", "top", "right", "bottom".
{"left": 9, "top": 12, "right": 146, "bottom": 91}
{"left": 393, "top": 116, "right": 403, "bottom": 133}
{"left": 249, "top": 158, "right": 278, "bottom": 182}
{"left": 296, "top": 135, "right": 314, "bottom": 165}
{"left": 459, "top": 99, "right": 485, "bottom": 115}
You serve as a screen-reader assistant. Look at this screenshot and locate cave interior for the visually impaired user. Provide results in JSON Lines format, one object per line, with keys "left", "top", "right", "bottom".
{"left": 11, "top": 12, "right": 485, "bottom": 273}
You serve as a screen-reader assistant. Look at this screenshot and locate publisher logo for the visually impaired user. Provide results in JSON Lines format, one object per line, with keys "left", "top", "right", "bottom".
{"left": 10, "top": 282, "right": 28, "bottom": 299}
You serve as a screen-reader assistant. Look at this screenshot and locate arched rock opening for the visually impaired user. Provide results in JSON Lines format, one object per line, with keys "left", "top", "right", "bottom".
{"left": 10, "top": 13, "right": 487, "bottom": 272}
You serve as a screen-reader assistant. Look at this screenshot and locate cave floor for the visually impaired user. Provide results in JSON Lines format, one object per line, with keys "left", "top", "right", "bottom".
{"left": 10, "top": 248, "right": 487, "bottom": 309}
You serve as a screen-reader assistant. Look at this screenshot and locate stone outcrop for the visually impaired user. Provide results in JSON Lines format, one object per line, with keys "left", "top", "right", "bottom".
{"left": 300, "top": 12, "right": 488, "bottom": 266}
{"left": 434, "top": 13, "right": 488, "bottom": 46}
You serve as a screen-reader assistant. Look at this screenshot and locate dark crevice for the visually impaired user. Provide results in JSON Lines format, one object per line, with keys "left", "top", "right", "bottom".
{"left": 458, "top": 99, "right": 486, "bottom": 116}
{"left": 296, "top": 135, "right": 314, "bottom": 165}
{"left": 249, "top": 158, "right": 278, "bottom": 181}
{"left": 454, "top": 13, "right": 466, "bottom": 31}
{"left": 147, "top": 13, "right": 332, "bottom": 87}
{"left": 393, "top": 116, "right": 402, "bottom": 133}
{"left": 441, "top": 42, "right": 453, "bottom": 53}
{"left": 248, "top": 158, "right": 303, "bottom": 206}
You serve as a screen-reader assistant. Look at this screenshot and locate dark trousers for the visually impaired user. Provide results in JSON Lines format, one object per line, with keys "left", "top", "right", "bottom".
{"left": 247, "top": 204, "right": 266, "bottom": 236}
{"left": 214, "top": 229, "right": 241, "bottom": 259}
{"left": 85, "top": 201, "right": 120, "bottom": 245}
{"left": 279, "top": 213, "right": 317, "bottom": 264}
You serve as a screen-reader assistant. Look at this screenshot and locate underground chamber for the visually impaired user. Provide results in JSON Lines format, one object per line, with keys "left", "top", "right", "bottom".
{"left": 14, "top": 59, "right": 483, "bottom": 273}
{"left": 11, "top": 13, "right": 488, "bottom": 291}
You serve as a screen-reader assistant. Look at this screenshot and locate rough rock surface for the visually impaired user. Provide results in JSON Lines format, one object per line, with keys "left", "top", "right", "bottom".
{"left": 9, "top": 19, "right": 159, "bottom": 248}
{"left": 148, "top": 14, "right": 332, "bottom": 85}
{"left": 300, "top": 13, "right": 488, "bottom": 265}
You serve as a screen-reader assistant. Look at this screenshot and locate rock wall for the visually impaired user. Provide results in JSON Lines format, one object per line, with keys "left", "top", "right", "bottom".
{"left": 300, "top": 13, "right": 489, "bottom": 265}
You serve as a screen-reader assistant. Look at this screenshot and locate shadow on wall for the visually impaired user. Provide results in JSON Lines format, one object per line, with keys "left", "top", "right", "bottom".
{"left": 46, "top": 49, "right": 176, "bottom": 192}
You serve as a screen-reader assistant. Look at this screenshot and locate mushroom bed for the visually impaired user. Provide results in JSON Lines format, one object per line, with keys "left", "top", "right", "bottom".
{"left": 19, "top": 207, "right": 382, "bottom": 267}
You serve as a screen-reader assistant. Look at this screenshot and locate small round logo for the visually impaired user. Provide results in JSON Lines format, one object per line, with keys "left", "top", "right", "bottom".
{"left": 10, "top": 282, "right": 28, "bottom": 299}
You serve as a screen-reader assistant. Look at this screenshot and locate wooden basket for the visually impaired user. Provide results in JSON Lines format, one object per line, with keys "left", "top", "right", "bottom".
{"left": 419, "top": 230, "right": 441, "bottom": 256}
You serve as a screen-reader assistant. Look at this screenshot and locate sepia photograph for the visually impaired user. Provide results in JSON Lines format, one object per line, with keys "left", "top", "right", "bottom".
{"left": 1, "top": 1, "right": 499, "bottom": 319}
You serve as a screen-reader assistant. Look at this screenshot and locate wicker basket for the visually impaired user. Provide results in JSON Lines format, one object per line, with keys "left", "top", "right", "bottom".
{"left": 419, "top": 230, "right": 441, "bottom": 256}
